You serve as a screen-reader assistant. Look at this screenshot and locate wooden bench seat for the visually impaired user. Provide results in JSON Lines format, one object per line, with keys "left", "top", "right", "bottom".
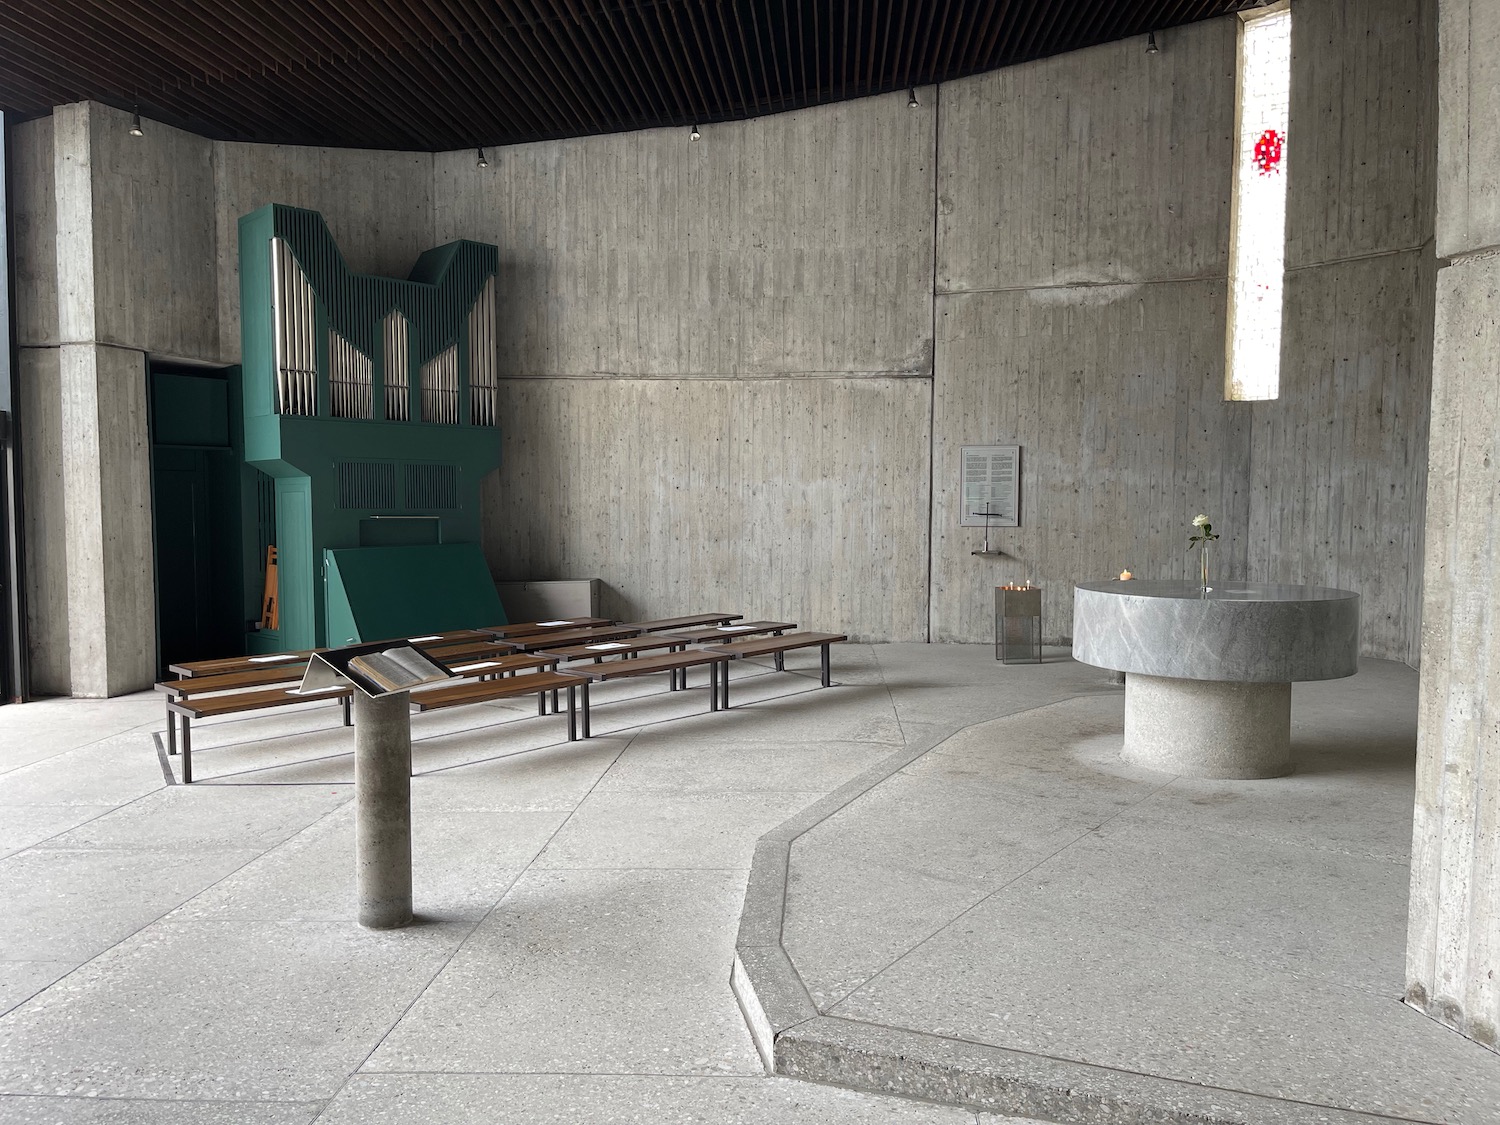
{"left": 702, "top": 631, "right": 849, "bottom": 704}
{"left": 409, "top": 670, "right": 591, "bottom": 740}
{"left": 620, "top": 613, "right": 742, "bottom": 632}
{"left": 662, "top": 620, "right": 796, "bottom": 643}
{"left": 169, "top": 650, "right": 317, "bottom": 678}
{"left": 482, "top": 617, "right": 612, "bottom": 639}
{"left": 165, "top": 683, "right": 353, "bottom": 783}
{"left": 157, "top": 666, "right": 308, "bottom": 697}
{"left": 665, "top": 621, "right": 798, "bottom": 670}
{"left": 498, "top": 624, "right": 644, "bottom": 652}
{"left": 435, "top": 651, "right": 559, "bottom": 676}
{"left": 570, "top": 648, "right": 730, "bottom": 738}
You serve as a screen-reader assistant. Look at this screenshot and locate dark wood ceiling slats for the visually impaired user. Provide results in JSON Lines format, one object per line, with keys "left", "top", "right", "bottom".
{"left": 0, "top": 0, "right": 1253, "bottom": 150}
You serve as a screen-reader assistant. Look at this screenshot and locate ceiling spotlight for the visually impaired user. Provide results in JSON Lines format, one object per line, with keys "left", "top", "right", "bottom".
{"left": 1146, "top": 31, "right": 1160, "bottom": 54}
{"left": 476, "top": 146, "right": 489, "bottom": 168}
{"left": 689, "top": 123, "right": 701, "bottom": 142}
{"left": 128, "top": 107, "right": 144, "bottom": 137}
{"left": 907, "top": 87, "right": 919, "bottom": 108}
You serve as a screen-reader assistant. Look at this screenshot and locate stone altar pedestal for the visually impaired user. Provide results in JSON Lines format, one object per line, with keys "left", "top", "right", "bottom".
{"left": 1072, "top": 581, "right": 1359, "bottom": 779}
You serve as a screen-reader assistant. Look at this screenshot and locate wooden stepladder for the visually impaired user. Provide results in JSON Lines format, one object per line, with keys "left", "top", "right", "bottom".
{"left": 260, "top": 546, "right": 280, "bottom": 631}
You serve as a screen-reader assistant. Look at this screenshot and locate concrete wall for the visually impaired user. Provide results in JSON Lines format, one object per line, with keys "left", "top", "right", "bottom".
{"left": 433, "top": 96, "right": 937, "bottom": 639}
{"left": 1407, "top": 0, "right": 1500, "bottom": 1054}
{"left": 1252, "top": 0, "right": 1437, "bottom": 665}
{"left": 928, "top": 22, "right": 1249, "bottom": 642}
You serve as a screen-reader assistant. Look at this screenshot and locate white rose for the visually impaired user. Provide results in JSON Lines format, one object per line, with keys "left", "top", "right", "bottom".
{"left": 1192, "top": 514, "right": 1209, "bottom": 528}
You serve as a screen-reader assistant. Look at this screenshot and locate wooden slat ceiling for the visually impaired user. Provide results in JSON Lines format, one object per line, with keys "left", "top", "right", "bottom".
{"left": 0, "top": 1, "right": 1258, "bottom": 151}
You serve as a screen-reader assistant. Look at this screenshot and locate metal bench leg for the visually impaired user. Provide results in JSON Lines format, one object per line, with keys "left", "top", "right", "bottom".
{"left": 710, "top": 662, "right": 720, "bottom": 712}
{"left": 552, "top": 687, "right": 560, "bottom": 713}
{"left": 721, "top": 659, "right": 730, "bottom": 709}
{"left": 581, "top": 682, "right": 591, "bottom": 739}
{"left": 538, "top": 690, "right": 547, "bottom": 716}
{"left": 166, "top": 710, "right": 177, "bottom": 755}
{"left": 181, "top": 718, "right": 193, "bottom": 785}
{"left": 821, "top": 643, "right": 831, "bottom": 687}
{"left": 342, "top": 696, "right": 352, "bottom": 726}
{"left": 566, "top": 684, "right": 577, "bottom": 741}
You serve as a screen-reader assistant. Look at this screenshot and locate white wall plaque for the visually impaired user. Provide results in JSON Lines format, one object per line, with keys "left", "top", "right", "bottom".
{"left": 960, "top": 445, "right": 1020, "bottom": 528}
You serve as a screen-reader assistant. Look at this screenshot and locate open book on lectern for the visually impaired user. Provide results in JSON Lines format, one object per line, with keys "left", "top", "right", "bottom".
{"left": 300, "top": 642, "right": 452, "bottom": 698}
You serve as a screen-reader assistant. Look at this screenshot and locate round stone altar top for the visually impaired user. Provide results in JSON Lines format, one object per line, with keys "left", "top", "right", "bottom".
{"left": 1072, "top": 580, "right": 1359, "bottom": 683}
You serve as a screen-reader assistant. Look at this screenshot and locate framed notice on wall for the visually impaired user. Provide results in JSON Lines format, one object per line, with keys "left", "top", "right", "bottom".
{"left": 960, "top": 445, "right": 1020, "bottom": 528}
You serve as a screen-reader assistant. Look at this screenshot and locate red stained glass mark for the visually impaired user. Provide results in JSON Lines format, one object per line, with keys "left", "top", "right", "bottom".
{"left": 1253, "top": 128, "right": 1284, "bottom": 174}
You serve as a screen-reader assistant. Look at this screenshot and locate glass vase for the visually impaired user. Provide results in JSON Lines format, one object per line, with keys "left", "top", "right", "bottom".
{"left": 1199, "top": 543, "right": 1212, "bottom": 592}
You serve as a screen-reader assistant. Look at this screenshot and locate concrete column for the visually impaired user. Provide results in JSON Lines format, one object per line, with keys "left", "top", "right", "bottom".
{"left": 58, "top": 343, "right": 154, "bottom": 697}
{"left": 354, "top": 690, "right": 413, "bottom": 930}
{"left": 1406, "top": 0, "right": 1500, "bottom": 1053}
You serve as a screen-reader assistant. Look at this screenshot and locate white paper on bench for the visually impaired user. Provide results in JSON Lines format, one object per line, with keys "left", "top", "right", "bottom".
{"left": 537, "top": 620, "right": 572, "bottom": 627}
{"left": 451, "top": 661, "right": 502, "bottom": 672}
{"left": 408, "top": 634, "right": 443, "bottom": 642}
{"left": 717, "top": 626, "right": 753, "bottom": 632}
{"left": 249, "top": 654, "right": 302, "bottom": 664}
{"left": 586, "top": 642, "right": 629, "bottom": 650}
{"left": 285, "top": 685, "right": 345, "bottom": 696}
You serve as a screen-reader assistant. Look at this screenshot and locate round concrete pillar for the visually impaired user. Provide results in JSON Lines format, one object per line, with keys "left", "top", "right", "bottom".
{"left": 1123, "top": 674, "right": 1292, "bottom": 779}
{"left": 353, "top": 690, "right": 413, "bottom": 929}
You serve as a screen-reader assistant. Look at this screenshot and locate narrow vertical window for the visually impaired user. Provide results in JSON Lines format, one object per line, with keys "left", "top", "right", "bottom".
{"left": 1226, "top": 4, "right": 1291, "bottom": 401}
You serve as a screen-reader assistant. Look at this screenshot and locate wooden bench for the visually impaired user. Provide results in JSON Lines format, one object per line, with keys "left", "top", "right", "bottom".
{"left": 570, "top": 649, "right": 731, "bottom": 738}
{"left": 482, "top": 617, "right": 613, "bottom": 640}
{"left": 702, "top": 631, "right": 848, "bottom": 705}
{"left": 169, "top": 650, "right": 317, "bottom": 678}
{"left": 420, "top": 643, "right": 559, "bottom": 677}
{"left": 621, "top": 613, "right": 743, "bottom": 632}
{"left": 497, "top": 624, "right": 644, "bottom": 653}
{"left": 409, "top": 670, "right": 591, "bottom": 740}
{"left": 164, "top": 682, "right": 353, "bottom": 783}
{"left": 665, "top": 621, "right": 798, "bottom": 670}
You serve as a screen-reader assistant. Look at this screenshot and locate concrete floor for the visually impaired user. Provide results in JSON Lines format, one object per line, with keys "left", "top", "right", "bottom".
{"left": 748, "top": 648, "right": 1500, "bottom": 1124}
{"left": 0, "top": 645, "right": 1489, "bottom": 1123}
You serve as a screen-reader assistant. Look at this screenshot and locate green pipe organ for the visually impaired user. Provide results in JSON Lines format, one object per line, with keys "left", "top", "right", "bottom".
{"left": 238, "top": 204, "right": 506, "bottom": 651}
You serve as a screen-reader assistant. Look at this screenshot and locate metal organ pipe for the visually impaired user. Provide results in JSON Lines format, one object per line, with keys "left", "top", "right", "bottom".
{"left": 383, "top": 311, "right": 410, "bottom": 421}
{"left": 467, "top": 275, "right": 499, "bottom": 427}
{"left": 270, "top": 237, "right": 318, "bottom": 415}
{"left": 420, "top": 345, "right": 459, "bottom": 425}
{"left": 329, "top": 329, "right": 373, "bottom": 419}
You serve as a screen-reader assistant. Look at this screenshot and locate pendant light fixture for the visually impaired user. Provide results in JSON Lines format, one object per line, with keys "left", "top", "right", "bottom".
{"left": 476, "top": 146, "right": 489, "bottom": 168}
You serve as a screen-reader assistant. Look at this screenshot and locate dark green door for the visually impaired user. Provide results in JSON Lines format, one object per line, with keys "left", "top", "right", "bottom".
{"left": 152, "top": 450, "right": 215, "bottom": 671}
{"left": 149, "top": 368, "right": 244, "bottom": 674}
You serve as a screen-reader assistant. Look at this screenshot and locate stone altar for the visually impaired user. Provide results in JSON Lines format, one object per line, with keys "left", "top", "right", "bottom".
{"left": 1073, "top": 580, "right": 1359, "bottom": 778}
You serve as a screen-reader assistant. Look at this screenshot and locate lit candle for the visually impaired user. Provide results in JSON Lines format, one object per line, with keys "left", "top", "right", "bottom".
{"left": 1119, "top": 569, "right": 1133, "bottom": 580}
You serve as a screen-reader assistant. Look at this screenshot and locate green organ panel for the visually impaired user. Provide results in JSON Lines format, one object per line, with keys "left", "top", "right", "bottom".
{"left": 239, "top": 204, "right": 507, "bottom": 650}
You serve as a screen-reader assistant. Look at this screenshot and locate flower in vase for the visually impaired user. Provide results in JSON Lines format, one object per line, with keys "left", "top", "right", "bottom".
{"left": 1188, "top": 515, "right": 1220, "bottom": 550}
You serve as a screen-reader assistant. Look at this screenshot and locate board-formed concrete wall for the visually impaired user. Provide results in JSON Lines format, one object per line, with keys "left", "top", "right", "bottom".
{"left": 928, "top": 20, "right": 1248, "bottom": 643}
{"left": 1406, "top": 0, "right": 1500, "bottom": 1055}
{"left": 433, "top": 95, "right": 937, "bottom": 640}
{"left": 1253, "top": 0, "right": 1437, "bottom": 666}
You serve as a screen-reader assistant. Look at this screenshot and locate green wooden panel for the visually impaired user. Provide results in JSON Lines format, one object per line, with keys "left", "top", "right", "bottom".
{"left": 275, "top": 478, "right": 316, "bottom": 650}
{"left": 324, "top": 543, "right": 506, "bottom": 644}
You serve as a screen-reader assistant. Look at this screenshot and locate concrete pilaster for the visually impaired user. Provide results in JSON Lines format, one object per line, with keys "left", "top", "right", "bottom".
{"left": 1407, "top": 0, "right": 1500, "bottom": 1052}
